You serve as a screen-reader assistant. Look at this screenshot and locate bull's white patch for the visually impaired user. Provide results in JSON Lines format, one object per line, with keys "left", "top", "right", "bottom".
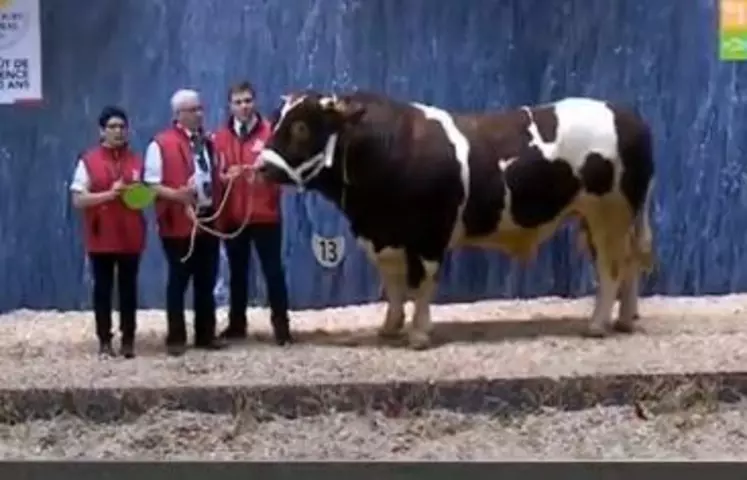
{"left": 311, "top": 233, "right": 346, "bottom": 268}
{"left": 410, "top": 102, "right": 471, "bottom": 242}
{"left": 522, "top": 98, "right": 619, "bottom": 174}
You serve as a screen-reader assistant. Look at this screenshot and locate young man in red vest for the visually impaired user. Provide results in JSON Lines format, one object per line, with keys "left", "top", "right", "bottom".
{"left": 69, "top": 106, "right": 146, "bottom": 359}
{"left": 213, "top": 81, "right": 292, "bottom": 345}
{"left": 143, "top": 89, "right": 227, "bottom": 356}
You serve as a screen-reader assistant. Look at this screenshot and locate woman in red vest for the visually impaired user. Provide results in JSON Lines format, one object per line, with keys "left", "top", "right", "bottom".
{"left": 69, "top": 106, "right": 146, "bottom": 359}
{"left": 213, "top": 81, "right": 292, "bottom": 345}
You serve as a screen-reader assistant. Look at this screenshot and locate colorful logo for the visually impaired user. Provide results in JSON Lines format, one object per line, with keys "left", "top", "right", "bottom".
{"left": 721, "top": 0, "right": 747, "bottom": 60}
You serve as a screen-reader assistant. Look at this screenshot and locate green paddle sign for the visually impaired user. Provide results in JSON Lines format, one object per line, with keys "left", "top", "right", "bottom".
{"left": 121, "top": 183, "right": 156, "bottom": 210}
{"left": 720, "top": 0, "right": 747, "bottom": 60}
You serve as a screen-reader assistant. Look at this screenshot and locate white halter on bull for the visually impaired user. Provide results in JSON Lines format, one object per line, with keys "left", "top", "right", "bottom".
{"left": 257, "top": 134, "right": 339, "bottom": 189}
{"left": 257, "top": 95, "right": 341, "bottom": 190}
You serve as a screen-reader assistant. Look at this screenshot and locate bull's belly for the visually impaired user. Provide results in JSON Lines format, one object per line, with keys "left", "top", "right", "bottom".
{"left": 457, "top": 211, "right": 575, "bottom": 261}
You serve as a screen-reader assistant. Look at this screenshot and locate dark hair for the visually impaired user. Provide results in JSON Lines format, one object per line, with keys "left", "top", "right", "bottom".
{"left": 227, "top": 81, "right": 256, "bottom": 102}
{"left": 98, "top": 105, "right": 128, "bottom": 128}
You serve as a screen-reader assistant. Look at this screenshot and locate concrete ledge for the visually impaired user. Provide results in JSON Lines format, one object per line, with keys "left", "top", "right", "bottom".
{"left": 0, "top": 370, "right": 745, "bottom": 424}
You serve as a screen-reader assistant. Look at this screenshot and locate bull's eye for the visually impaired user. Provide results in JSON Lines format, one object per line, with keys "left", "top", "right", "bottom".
{"left": 291, "top": 121, "right": 310, "bottom": 142}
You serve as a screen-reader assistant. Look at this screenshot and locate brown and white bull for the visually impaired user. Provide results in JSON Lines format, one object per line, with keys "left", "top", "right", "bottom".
{"left": 257, "top": 90, "right": 655, "bottom": 350}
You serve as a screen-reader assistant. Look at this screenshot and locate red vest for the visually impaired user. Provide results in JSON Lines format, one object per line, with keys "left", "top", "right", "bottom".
{"left": 80, "top": 145, "right": 146, "bottom": 254}
{"left": 153, "top": 126, "right": 221, "bottom": 238}
{"left": 213, "top": 117, "right": 281, "bottom": 230}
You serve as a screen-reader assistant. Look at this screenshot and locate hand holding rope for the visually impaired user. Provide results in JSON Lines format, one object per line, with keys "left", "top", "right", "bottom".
{"left": 180, "top": 165, "right": 258, "bottom": 263}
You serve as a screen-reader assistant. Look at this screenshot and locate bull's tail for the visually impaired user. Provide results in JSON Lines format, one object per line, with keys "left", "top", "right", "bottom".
{"left": 631, "top": 176, "right": 655, "bottom": 273}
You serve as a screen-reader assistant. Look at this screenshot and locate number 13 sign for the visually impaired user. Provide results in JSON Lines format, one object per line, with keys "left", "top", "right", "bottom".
{"left": 311, "top": 233, "right": 346, "bottom": 268}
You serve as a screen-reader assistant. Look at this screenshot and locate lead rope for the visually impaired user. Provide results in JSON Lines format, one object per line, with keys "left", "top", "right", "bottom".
{"left": 179, "top": 168, "right": 257, "bottom": 263}
{"left": 340, "top": 138, "right": 350, "bottom": 210}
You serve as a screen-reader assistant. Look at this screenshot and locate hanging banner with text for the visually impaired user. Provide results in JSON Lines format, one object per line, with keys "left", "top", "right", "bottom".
{"left": 0, "top": 0, "right": 41, "bottom": 104}
{"left": 720, "top": 0, "right": 747, "bottom": 60}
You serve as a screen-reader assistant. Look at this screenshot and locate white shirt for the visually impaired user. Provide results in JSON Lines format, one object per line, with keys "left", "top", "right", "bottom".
{"left": 143, "top": 126, "right": 214, "bottom": 208}
{"left": 233, "top": 114, "right": 258, "bottom": 137}
{"left": 69, "top": 157, "right": 90, "bottom": 193}
{"left": 69, "top": 150, "right": 134, "bottom": 193}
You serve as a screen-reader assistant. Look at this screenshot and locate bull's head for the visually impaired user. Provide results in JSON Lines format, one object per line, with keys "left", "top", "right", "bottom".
{"left": 256, "top": 91, "right": 366, "bottom": 189}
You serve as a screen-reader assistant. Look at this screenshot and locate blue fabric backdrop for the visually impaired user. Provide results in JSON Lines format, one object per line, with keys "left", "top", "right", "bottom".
{"left": 0, "top": 0, "right": 745, "bottom": 313}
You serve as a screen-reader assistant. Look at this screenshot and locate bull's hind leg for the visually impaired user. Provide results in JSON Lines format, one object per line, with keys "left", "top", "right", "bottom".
{"left": 614, "top": 273, "right": 639, "bottom": 333}
{"left": 583, "top": 215, "right": 630, "bottom": 337}
{"left": 578, "top": 219, "right": 640, "bottom": 330}
{"left": 614, "top": 189, "right": 655, "bottom": 332}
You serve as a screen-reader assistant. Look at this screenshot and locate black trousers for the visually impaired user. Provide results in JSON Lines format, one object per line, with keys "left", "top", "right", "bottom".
{"left": 88, "top": 252, "right": 140, "bottom": 345}
{"left": 223, "top": 222, "right": 289, "bottom": 331}
{"left": 161, "top": 231, "right": 220, "bottom": 346}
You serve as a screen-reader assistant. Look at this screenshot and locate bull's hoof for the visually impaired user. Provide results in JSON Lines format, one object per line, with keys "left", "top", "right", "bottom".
{"left": 407, "top": 331, "right": 432, "bottom": 350}
{"left": 378, "top": 312, "right": 405, "bottom": 339}
{"left": 582, "top": 323, "right": 609, "bottom": 338}
{"left": 377, "top": 326, "right": 404, "bottom": 339}
{"left": 612, "top": 319, "right": 636, "bottom": 334}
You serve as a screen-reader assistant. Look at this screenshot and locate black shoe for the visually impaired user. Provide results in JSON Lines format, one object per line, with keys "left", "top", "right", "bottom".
{"left": 271, "top": 315, "right": 293, "bottom": 346}
{"left": 219, "top": 326, "right": 248, "bottom": 341}
{"left": 194, "top": 337, "right": 228, "bottom": 351}
{"left": 166, "top": 343, "right": 187, "bottom": 357}
{"left": 275, "top": 332, "right": 293, "bottom": 346}
{"left": 99, "top": 341, "right": 115, "bottom": 357}
{"left": 121, "top": 341, "right": 135, "bottom": 359}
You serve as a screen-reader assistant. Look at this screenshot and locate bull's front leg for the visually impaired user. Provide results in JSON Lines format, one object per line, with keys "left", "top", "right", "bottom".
{"left": 376, "top": 263, "right": 407, "bottom": 338}
{"left": 371, "top": 248, "right": 408, "bottom": 339}
{"left": 408, "top": 259, "right": 441, "bottom": 350}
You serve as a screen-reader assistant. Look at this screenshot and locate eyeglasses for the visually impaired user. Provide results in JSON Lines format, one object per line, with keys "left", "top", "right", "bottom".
{"left": 180, "top": 105, "right": 203, "bottom": 113}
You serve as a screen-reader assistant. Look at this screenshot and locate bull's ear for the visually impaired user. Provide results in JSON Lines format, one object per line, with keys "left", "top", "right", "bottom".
{"left": 321, "top": 95, "right": 366, "bottom": 124}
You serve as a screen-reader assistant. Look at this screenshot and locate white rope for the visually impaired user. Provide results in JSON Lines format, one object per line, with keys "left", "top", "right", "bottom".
{"left": 180, "top": 167, "right": 257, "bottom": 263}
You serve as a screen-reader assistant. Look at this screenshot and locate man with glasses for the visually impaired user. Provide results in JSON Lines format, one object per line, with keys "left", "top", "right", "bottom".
{"left": 69, "top": 106, "right": 146, "bottom": 359}
{"left": 213, "top": 81, "right": 293, "bottom": 346}
{"left": 143, "top": 88, "right": 227, "bottom": 356}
